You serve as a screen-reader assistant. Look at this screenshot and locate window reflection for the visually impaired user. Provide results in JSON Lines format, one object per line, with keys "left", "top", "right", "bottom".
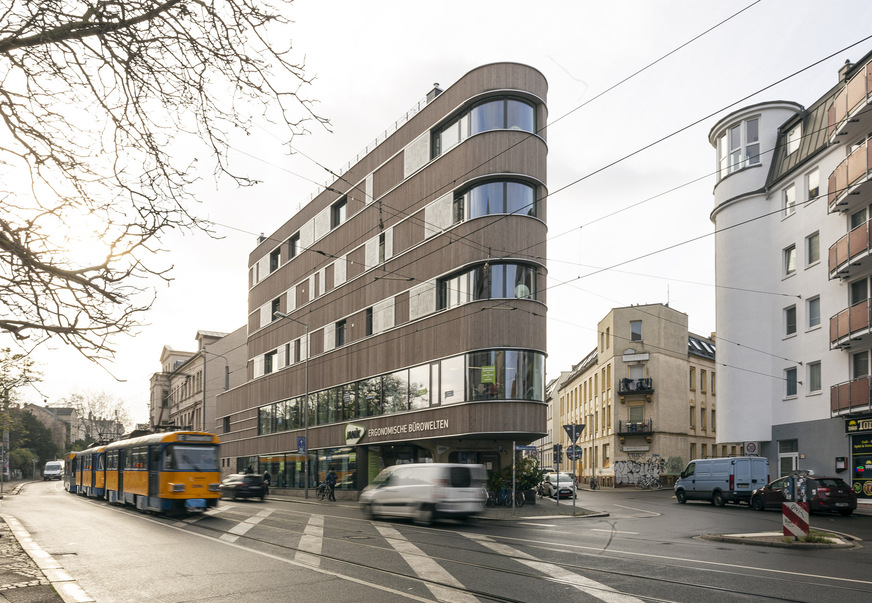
{"left": 439, "top": 262, "right": 538, "bottom": 309}
{"left": 433, "top": 97, "right": 535, "bottom": 158}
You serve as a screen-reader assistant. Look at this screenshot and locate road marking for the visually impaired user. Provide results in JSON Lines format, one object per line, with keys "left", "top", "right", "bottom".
{"left": 591, "top": 529, "right": 639, "bottom": 535}
{"left": 518, "top": 522, "right": 557, "bottom": 527}
{"left": 295, "top": 514, "right": 324, "bottom": 566}
{"left": 613, "top": 504, "right": 660, "bottom": 517}
{"left": 466, "top": 533, "right": 643, "bottom": 603}
{"left": 375, "top": 525, "right": 478, "bottom": 603}
{"left": 220, "top": 508, "right": 273, "bottom": 542}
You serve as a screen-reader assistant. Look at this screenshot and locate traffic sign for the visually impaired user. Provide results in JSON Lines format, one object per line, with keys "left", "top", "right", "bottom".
{"left": 515, "top": 445, "right": 537, "bottom": 451}
{"left": 566, "top": 445, "right": 582, "bottom": 461}
{"left": 564, "top": 424, "right": 585, "bottom": 443}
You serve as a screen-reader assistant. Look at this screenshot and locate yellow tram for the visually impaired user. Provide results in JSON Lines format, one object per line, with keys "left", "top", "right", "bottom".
{"left": 63, "top": 451, "right": 79, "bottom": 493}
{"left": 72, "top": 431, "right": 221, "bottom": 514}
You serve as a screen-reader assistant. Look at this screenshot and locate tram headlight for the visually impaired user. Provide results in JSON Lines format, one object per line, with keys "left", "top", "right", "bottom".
{"left": 171, "top": 483, "right": 186, "bottom": 492}
{"left": 208, "top": 483, "right": 220, "bottom": 492}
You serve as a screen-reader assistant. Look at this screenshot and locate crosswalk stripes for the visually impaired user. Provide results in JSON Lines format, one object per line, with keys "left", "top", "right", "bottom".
{"left": 374, "top": 524, "right": 479, "bottom": 603}
{"left": 219, "top": 508, "right": 274, "bottom": 543}
{"left": 463, "top": 534, "right": 643, "bottom": 603}
{"left": 294, "top": 514, "right": 324, "bottom": 566}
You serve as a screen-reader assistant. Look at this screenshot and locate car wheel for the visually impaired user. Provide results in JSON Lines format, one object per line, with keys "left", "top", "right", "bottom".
{"left": 838, "top": 509, "right": 854, "bottom": 516}
{"left": 415, "top": 503, "right": 434, "bottom": 526}
{"left": 712, "top": 491, "right": 726, "bottom": 507}
{"left": 751, "top": 496, "right": 765, "bottom": 512}
{"left": 362, "top": 503, "right": 375, "bottom": 519}
{"left": 676, "top": 490, "right": 687, "bottom": 504}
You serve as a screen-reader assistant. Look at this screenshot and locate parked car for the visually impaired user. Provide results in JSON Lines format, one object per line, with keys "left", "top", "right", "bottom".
{"left": 539, "top": 472, "right": 577, "bottom": 499}
{"left": 674, "top": 456, "right": 769, "bottom": 506}
{"left": 43, "top": 460, "right": 63, "bottom": 481}
{"left": 359, "top": 463, "right": 487, "bottom": 525}
{"left": 219, "top": 474, "right": 267, "bottom": 501}
{"left": 750, "top": 476, "right": 856, "bottom": 515}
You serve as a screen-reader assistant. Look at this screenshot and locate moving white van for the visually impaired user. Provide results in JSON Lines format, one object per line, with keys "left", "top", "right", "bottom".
{"left": 359, "top": 463, "right": 487, "bottom": 525}
{"left": 674, "top": 456, "right": 769, "bottom": 506}
{"left": 43, "top": 460, "right": 63, "bottom": 481}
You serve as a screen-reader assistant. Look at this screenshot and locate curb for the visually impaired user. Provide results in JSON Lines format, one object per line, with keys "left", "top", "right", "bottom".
{"left": 1, "top": 514, "right": 96, "bottom": 603}
{"left": 699, "top": 531, "right": 857, "bottom": 549}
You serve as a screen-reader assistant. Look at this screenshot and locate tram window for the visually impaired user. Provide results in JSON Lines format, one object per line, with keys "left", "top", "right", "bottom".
{"left": 164, "top": 445, "right": 219, "bottom": 471}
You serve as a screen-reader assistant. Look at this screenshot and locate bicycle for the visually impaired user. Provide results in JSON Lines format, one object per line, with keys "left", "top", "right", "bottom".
{"left": 589, "top": 477, "right": 599, "bottom": 490}
{"left": 635, "top": 474, "right": 662, "bottom": 490}
{"left": 496, "top": 485, "right": 525, "bottom": 507}
{"left": 485, "top": 489, "right": 497, "bottom": 508}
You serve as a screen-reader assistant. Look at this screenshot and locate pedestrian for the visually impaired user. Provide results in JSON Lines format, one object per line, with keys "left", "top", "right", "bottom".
{"left": 244, "top": 465, "right": 254, "bottom": 474}
{"left": 263, "top": 470, "right": 271, "bottom": 495}
{"left": 325, "top": 467, "right": 337, "bottom": 501}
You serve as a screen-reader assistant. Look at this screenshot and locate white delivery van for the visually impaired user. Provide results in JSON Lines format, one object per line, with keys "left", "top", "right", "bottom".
{"left": 359, "top": 463, "right": 487, "bottom": 525}
{"left": 674, "top": 456, "right": 769, "bottom": 506}
{"left": 43, "top": 460, "right": 63, "bottom": 481}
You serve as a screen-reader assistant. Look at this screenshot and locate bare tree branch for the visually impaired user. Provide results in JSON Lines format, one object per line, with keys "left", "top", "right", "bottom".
{"left": 0, "top": 0, "right": 327, "bottom": 361}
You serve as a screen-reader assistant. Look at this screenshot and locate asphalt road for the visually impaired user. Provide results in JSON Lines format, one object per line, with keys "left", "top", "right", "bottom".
{"left": 4, "top": 481, "right": 872, "bottom": 603}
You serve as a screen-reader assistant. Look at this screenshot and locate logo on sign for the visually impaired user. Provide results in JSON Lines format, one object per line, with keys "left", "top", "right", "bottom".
{"left": 345, "top": 423, "right": 365, "bottom": 446}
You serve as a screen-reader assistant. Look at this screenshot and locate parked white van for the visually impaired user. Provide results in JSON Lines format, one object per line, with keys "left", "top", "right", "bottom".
{"left": 43, "top": 460, "right": 63, "bottom": 481}
{"left": 359, "top": 463, "right": 487, "bottom": 525}
{"left": 674, "top": 456, "right": 769, "bottom": 506}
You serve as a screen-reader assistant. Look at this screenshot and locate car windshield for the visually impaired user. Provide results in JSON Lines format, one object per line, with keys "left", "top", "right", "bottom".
{"left": 162, "top": 445, "right": 219, "bottom": 471}
{"left": 551, "top": 473, "right": 573, "bottom": 482}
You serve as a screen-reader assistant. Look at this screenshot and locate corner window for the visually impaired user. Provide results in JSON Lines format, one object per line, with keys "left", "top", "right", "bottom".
{"left": 783, "top": 185, "right": 795, "bottom": 217}
{"left": 784, "top": 305, "right": 797, "bottom": 336}
{"left": 717, "top": 117, "right": 759, "bottom": 179}
{"left": 438, "top": 262, "right": 538, "bottom": 309}
{"left": 806, "top": 232, "right": 819, "bottom": 266}
{"left": 784, "top": 245, "right": 796, "bottom": 276}
{"left": 331, "top": 197, "right": 347, "bottom": 229}
{"left": 630, "top": 320, "right": 642, "bottom": 342}
{"left": 457, "top": 180, "right": 537, "bottom": 220}
{"left": 807, "top": 296, "right": 820, "bottom": 329}
{"left": 433, "top": 97, "right": 535, "bottom": 159}
{"left": 808, "top": 361, "right": 821, "bottom": 393}
{"left": 785, "top": 367, "right": 798, "bottom": 397}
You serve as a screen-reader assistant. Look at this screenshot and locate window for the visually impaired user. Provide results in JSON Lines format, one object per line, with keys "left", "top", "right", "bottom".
{"left": 783, "top": 185, "right": 796, "bottom": 217}
{"left": 365, "top": 307, "right": 373, "bottom": 336}
{"left": 288, "top": 233, "right": 300, "bottom": 259}
{"left": 806, "top": 232, "right": 819, "bottom": 265}
{"left": 807, "top": 297, "right": 820, "bottom": 329}
{"left": 700, "top": 408, "right": 706, "bottom": 430}
{"left": 630, "top": 320, "right": 642, "bottom": 342}
{"left": 689, "top": 366, "right": 696, "bottom": 390}
{"left": 269, "top": 248, "right": 280, "bottom": 273}
{"left": 711, "top": 372, "right": 716, "bottom": 395}
{"left": 808, "top": 361, "right": 821, "bottom": 393}
{"left": 784, "top": 305, "right": 796, "bottom": 336}
{"left": 264, "top": 350, "right": 277, "bottom": 375}
{"left": 689, "top": 443, "right": 696, "bottom": 461}
{"left": 433, "top": 97, "right": 535, "bottom": 158}
{"left": 785, "top": 367, "right": 797, "bottom": 397}
{"left": 852, "top": 350, "right": 868, "bottom": 379}
{"left": 223, "top": 417, "right": 230, "bottom": 433}
{"left": 787, "top": 124, "right": 801, "bottom": 155}
{"left": 711, "top": 410, "right": 716, "bottom": 432}
{"left": 438, "top": 262, "right": 538, "bottom": 309}
{"left": 851, "top": 278, "right": 869, "bottom": 305}
{"left": 851, "top": 207, "right": 867, "bottom": 230}
{"left": 717, "top": 117, "right": 759, "bottom": 179}
{"left": 335, "top": 319, "right": 346, "bottom": 347}
{"left": 807, "top": 168, "right": 819, "bottom": 200}
{"left": 784, "top": 245, "right": 796, "bottom": 276}
{"left": 700, "top": 370, "right": 707, "bottom": 393}
{"left": 628, "top": 404, "right": 644, "bottom": 423}
{"left": 458, "top": 180, "right": 537, "bottom": 219}
{"left": 271, "top": 298, "right": 281, "bottom": 322}
{"left": 378, "top": 232, "right": 386, "bottom": 264}
{"left": 331, "top": 197, "right": 347, "bottom": 229}
{"left": 689, "top": 406, "right": 695, "bottom": 428}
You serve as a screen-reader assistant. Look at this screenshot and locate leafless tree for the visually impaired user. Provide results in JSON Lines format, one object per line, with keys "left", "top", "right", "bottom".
{"left": 58, "top": 389, "right": 132, "bottom": 442}
{"left": 0, "top": 1, "right": 326, "bottom": 362}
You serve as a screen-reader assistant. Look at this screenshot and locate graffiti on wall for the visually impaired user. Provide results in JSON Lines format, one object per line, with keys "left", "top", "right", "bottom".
{"left": 614, "top": 455, "right": 668, "bottom": 486}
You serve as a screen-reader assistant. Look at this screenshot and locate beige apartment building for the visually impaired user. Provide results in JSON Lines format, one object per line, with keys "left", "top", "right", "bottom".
{"left": 554, "top": 304, "right": 737, "bottom": 487}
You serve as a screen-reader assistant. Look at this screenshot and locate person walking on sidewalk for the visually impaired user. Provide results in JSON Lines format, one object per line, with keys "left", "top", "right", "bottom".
{"left": 325, "top": 468, "right": 337, "bottom": 501}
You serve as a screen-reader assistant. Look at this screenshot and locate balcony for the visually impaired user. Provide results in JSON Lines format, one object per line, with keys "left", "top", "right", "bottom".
{"left": 830, "top": 299, "right": 872, "bottom": 350}
{"left": 827, "top": 59, "right": 872, "bottom": 144}
{"left": 827, "top": 137, "right": 872, "bottom": 214}
{"left": 828, "top": 218, "right": 872, "bottom": 279}
{"left": 831, "top": 376, "right": 872, "bottom": 416}
{"left": 617, "top": 419, "right": 653, "bottom": 436}
{"left": 618, "top": 377, "right": 654, "bottom": 396}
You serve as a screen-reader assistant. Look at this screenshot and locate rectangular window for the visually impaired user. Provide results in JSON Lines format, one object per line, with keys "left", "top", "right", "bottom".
{"left": 853, "top": 350, "right": 869, "bottom": 379}
{"left": 689, "top": 406, "right": 695, "bottom": 428}
{"left": 689, "top": 366, "right": 696, "bottom": 390}
{"left": 269, "top": 248, "right": 280, "bottom": 273}
{"left": 783, "top": 185, "right": 796, "bottom": 217}
{"left": 365, "top": 308, "right": 373, "bottom": 336}
{"left": 785, "top": 305, "right": 796, "bottom": 336}
{"left": 331, "top": 197, "right": 347, "bottom": 229}
{"left": 335, "top": 319, "right": 346, "bottom": 347}
{"left": 700, "top": 408, "right": 706, "bottom": 430}
{"left": 807, "top": 168, "right": 819, "bottom": 200}
{"left": 701, "top": 443, "right": 708, "bottom": 458}
{"left": 851, "top": 278, "right": 869, "bottom": 304}
{"left": 288, "top": 233, "right": 300, "bottom": 258}
{"left": 784, "top": 245, "right": 796, "bottom": 276}
{"left": 453, "top": 194, "right": 465, "bottom": 224}
{"left": 223, "top": 417, "right": 230, "bottom": 433}
{"left": 711, "top": 410, "right": 716, "bottom": 432}
{"left": 700, "top": 370, "right": 707, "bottom": 393}
{"left": 271, "top": 298, "right": 280, "bottom": 322}
{"left": 806, "top": 232, "right": 820, "bottom": 265}
{"left": 690, "top": 443, "right": 696, "bottom": 461}
{"left": 711, "top": 373, "right": 716, "bottom": 395}
{"left": 264, "top": 350, "right": 277, "bottom": 375}
{"left": 787, "top": 124, "right": 801, "bottom": 155}
{"left": 808, "top": 361, "right": 821, "bottom": 393}
{"left": 851, "top": 208, "right": 867, "bottom": 230}
{"left": 807, "top": 297, "right": 820, "bottom": 329}
{"left": 378, "top": 232, "right": 386, "bottom": 264}
{"left": 785, "top": 367, "right": 797, "bottom": 397}
{"left": 630, "top": 320, "right": 642, "bottom": 342}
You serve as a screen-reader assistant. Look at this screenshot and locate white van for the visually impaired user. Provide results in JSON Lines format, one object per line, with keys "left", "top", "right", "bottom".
{"left": 359, "top": 463, "right": 487, "bottom": 525}
{"left": 674, "top": 456, "right": 769, "bottom": 506}
{"left": 43, "top": 460, "right": 63, "bottom": 481}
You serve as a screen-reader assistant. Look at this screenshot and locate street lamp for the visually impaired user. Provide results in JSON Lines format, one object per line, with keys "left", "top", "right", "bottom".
{"left": 201, "top": 347, "right": 230, "bottom": 433}
{"left": 273, "top": 310, "right": 310, "bottom": 499}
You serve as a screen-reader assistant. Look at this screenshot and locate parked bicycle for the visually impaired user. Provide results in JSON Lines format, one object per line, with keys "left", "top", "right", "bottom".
{"left": 497, "top": 485, "right": 525, "bottom": 507}
{"left": 635, "top": 474, "right": 662, "bottom": 490}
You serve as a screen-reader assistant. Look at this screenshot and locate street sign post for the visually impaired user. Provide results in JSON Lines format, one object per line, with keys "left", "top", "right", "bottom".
{"left": 562, "top": 425, "right": 585, "bottom": 515}
{"left": 563, "top": 424, "right": 585, "bottom": 443}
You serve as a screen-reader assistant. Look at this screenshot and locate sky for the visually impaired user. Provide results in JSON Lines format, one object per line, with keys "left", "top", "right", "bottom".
{"left": 12, "top": 0, "right": 872, "bottom": 426}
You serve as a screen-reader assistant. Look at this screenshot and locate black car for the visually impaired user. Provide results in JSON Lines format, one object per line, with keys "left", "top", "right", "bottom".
{"left": 750, "top": 476, "right": 856, "bottom": 515}
{"left": 219, "top": 474, "right": 267, "bottom": 501}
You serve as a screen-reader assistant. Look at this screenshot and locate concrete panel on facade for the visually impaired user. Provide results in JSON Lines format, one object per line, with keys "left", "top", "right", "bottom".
{"left": 403, "top": 131, "right": 430, "bottom": 179}
{"left": 409, "top": 280, "right": 436, "bottom": 320}
{"left": 424, "top": 192, "right": 453, "bottom": 238}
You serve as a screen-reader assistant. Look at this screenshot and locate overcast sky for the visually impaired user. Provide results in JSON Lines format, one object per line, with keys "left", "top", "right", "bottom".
{"left": 15, "top": 0, "right": 872, "bottom": 425}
